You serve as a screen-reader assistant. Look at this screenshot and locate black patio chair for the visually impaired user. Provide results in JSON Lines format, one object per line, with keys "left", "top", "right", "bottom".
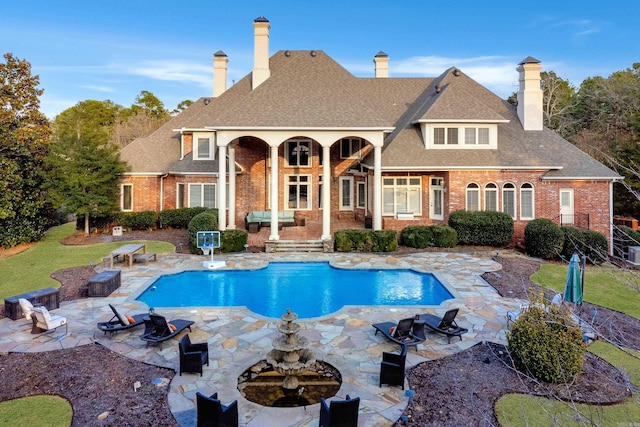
{"left": 196, "top": 392, "right": 238, "bottom": 427}
{"left": 372, "top": 317, "right": 425, "bottom": 350}
{"left": 319, "top": 394, "right": 360, "bottom": 427}
{"left": 179, "top": 334, "right": 209, "bottom": 376}
{"left": 380, "top": 344, "right": 407, "bottom": 389}
{"left": 419, "top": 308, "right": 469, "bottom": 344}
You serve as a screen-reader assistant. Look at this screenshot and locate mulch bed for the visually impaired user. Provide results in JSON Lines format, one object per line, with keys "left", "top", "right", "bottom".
{"left": 1, "top": 230, "right": 638, "bottom": 426}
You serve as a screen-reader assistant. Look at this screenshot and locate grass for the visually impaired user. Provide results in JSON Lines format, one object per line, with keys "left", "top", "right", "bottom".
{"left": 0, "top": 395, "right": 73, "bottom": 427}
{"left": 495, "top": 341, "right": 640, "bottom": 426}
{"left": 531, "top": 263, "right": 640, "bottom": 319}
{"left": 0, "top": 222, "right": 174, "bottom": 301}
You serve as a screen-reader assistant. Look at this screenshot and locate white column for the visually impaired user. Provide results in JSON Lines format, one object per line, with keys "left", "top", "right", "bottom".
{"left": 227, "top": 144, "right": 236, "bottom": 229}
{"left": 322, "top": 145, "right": 332, "bottom": 240}
{"left": 269, "top": 145, "right": 279, "bottom": 240}
{"left": 218, "top": 145, "right": 227, "bottom": 230}
{"left": 373, "top": 145, "right": 382, "bottom": 230}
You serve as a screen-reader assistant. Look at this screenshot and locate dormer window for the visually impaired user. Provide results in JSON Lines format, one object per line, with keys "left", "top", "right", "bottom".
{"left": 193, "top": 132, "right": 215, "bottom": 160}
{"left": 423, "top": 123, "right": 497, "bottom": 149}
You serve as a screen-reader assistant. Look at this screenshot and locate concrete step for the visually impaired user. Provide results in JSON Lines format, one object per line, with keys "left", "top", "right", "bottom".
{"left": 265, "top": 239, "right": 326, "bottom": 253}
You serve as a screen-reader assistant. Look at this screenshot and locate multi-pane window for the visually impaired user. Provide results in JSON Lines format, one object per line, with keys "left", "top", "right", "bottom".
{"left": 340, "top": 138, "right": 363, "bottom": 159}
{"left": 382, "top": 177, "right": 422, "bottom": 215}
{"left": 286, "top": 175, "right": 310, "bottom": 209}
{"left": 339, "top": 177, "right": 353, "bottom": 210}
{"left": 464, "top": 127, "right": 490, "bottom": 145}
{"left": 189, "top": 184, "right": 215, "bottom": 208}
{"left": 434, "top": 127, "right": 459, "bottom": 145}
{"left": 502, "top": 183, "right": 516, "bottom": 218}
{"left": 466, "top": 183, "right": 480, "bottom": 211}
{"left": 286, "top": 140, "right": 311, "bottom": 167}
{"left": 196, "top": 138, "right": 211, "bottom": 159}
{"left": 520, "top": 183, "right": 534, "bottom": 219}
{"left": 484, "top": 183, "right": 498, "bottom": 211}
{"left": 121, "top": 184, "right": 133, "bottom": 211}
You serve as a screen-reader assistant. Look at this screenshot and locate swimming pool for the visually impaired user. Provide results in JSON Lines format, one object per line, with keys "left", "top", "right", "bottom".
{"left": 136, "top": 262, "right": 453, "bottom": 318}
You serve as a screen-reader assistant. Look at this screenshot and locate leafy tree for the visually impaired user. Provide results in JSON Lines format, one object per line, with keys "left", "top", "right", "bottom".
{"left": 131, "top": 90, "right": 169, "bottom": 119}
{"left": 0, "top": 53, "right": 52, "bottom": 247}
{"left": 172, "top": 99, "right": 193, "bottom": 115}
{"left": 111, "top": 91, "right": 170, "bottom": 147}
{"left": 46, "top": 101, "right": 128, "bottom": 236}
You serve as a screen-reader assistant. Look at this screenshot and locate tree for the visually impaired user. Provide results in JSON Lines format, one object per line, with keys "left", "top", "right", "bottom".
{"left": 540, "top": 71, "right": 577, "bottom": 138}
{"left": 172, "top": 99, "right": 193, "bottom": 115}
{"left": 111, "top": 91, "right": 170, "bottom": 147}
{"left": 0, "top": 53, "right": 52, "bottom": 247}
{"left": 131, "top": 90, "right": 168, "bottom": 119}
{"left": 46, "top": 101, "right": 128, "bottom": 236}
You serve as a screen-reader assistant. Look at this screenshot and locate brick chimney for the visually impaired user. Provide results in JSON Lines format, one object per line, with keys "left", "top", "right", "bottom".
{"left": 252, "top": 16, "right": 271, "bottom": 90}
{"left": 374, "top": 51, "right": 389, "bottom": 78}
{"left": 516, "top": 57, "right": 543, "bottom": 131}
{"left": 213, "top": 50, "right": 228, "bottom": 97}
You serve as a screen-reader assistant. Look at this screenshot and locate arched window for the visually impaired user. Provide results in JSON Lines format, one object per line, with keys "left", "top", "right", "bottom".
{"left": 466, "top": 183, "right": 480, "bottom": 211}
{"left": 502, "top": 183, "right": 516, "bottom": 218}
{"left": 520, "top": 183, "right": 535, "bottom": 219}
{"left": 484, "top": 183, "right": 498, "bottom": 211}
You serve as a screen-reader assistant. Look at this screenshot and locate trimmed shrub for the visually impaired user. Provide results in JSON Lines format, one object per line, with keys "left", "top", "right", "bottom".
{"left": 507, "top": 296, "right": 586, "bottom": 383}
{"left": 159, "top": 207, "right": 212, "bottom": 229}
{"left": 120, "top": 211, "right": 158, "bottom": 230}
{"left": 562, "top": 226, "right": 608, "bottom": 264}
{"left": 75, "top": 213, "right": 119, "bottom": 233}
{"left": 524, "top": 218, "right": 564, "bottom": 259}
{"left": 334, "top": 229, "right": 397, "bottom": 252}
{"left": 187, "top": 212, "right": 219, "bottom": 254}
{"left": 448, "top": 210, "right": 513, "bottom": 246}
{"left": 400, "top": 225, "right": 457, "bottom": 248}
{"left": 219, "top": 229, "right": 248, "bottom": 253}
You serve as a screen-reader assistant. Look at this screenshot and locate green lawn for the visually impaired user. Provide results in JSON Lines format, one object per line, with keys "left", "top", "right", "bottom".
{"left": 0, "top": 222, "right": 174, "bottom": 301}
{"left": 0, "top": 395, "right": 72, "bottom": 427}
{"left": 531, "top": 263, "right": 640, "bottom": 318}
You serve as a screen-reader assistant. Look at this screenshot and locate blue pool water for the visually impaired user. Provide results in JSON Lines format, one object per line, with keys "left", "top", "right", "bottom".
{"left": 136, "top": 262, "right": 453, "bottom": 318}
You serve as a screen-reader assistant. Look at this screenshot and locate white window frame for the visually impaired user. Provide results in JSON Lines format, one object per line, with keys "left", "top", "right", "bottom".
{"left": 356, "top": 181, "right": 366, "bottom": 209}
{"left": 382, "top": 177, "right": 422, "bottom": 216}
{"left": 466, "top": 183, "right": 480, "bottom": 211}
{"left": 339, "top": 176, "right": 354, "bottom": 211}
{"left": 520, "top": 183, "right": 535, "bottom": 219}
{"left": 176, "top": 183, "right": 185, "bottom": 209}
{"left": 423, "top": 123, "right": 498, "bottom": 149}
{"left": 285, "top": 174, "right": 311, "bottom": 210}
{"left": 193, "top": 132, "right": 215, "bottom": 160}
{"left": 429, "top": 177, "right": 444, "bottom": 220}
{"left": 340, "top": 137, "right": 363, "bottom": 159}
{"left": 502, "top": 183, "right": 516, "bottom": 218}
{"left": 121, "top": 184, "right": 133, "bottom": 211}
{"left": 285, "top": 139, "right": 312, "bottom": 167}
{"left": 484, "top": 183, "right": 498, "bottom": 211}
{"left": 188, "top": 183, "right": 216, "bottom": 208}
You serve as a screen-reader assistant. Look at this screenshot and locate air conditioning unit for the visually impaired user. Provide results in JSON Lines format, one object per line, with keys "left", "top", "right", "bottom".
{"left": 628, "top": 246, "right": 640, "bottom": 264}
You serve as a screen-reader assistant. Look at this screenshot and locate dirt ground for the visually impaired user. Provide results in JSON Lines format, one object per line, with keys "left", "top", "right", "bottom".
{"left": 1, "top": 229, "right": 639, "bottom": 426}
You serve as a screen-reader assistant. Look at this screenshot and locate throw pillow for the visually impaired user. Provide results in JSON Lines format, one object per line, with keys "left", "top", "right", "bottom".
{"left": 125, "top": 314, "right": 135, "bottom": 324}
{"left": 168, "top": 323, "right": 177, "bottom": 331}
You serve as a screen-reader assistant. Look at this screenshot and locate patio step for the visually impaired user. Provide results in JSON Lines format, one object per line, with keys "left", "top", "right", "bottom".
{"left": 265, "top": 239, "right": 326, "bottom": 253}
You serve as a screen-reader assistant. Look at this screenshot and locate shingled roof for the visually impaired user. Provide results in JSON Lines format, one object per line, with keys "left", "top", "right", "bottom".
{"left": 121, "top": 49, "right": 619, "bottom": 180}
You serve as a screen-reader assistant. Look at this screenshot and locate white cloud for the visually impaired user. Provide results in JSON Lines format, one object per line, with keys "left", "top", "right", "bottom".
{"left": 124, "top": 60, "right": 212, "bottom": 89}
{"left": 81, "top": 85, "right": 116, "bottom": 93}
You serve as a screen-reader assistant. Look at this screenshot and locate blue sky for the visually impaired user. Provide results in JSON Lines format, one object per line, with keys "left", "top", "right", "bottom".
{"left": 3, "top": 1, "right": 639, "bottom": 119}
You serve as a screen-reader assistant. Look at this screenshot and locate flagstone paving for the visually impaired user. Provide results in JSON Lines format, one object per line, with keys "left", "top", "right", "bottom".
{"left": 0, "top": 251, "right": 526, "bottom": 426}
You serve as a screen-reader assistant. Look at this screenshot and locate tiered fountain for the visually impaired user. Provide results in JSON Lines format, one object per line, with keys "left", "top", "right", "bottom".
{"left": 266, "top": 308, "right": 316, "bottom": 389}
{"left": 237, "top": 308, "right": 341, "bottom": 407}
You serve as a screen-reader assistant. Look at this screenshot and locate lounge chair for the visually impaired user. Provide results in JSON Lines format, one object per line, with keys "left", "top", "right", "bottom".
{"left": 418, "top": 308, "right": 468, "bottom": 344}
{"left": 18, "top": 298, "right": 40, "bottom": 321}
{"left": 380, "top": 344, "right": 407, "bottom": 389}
{"left": 140, "top": 313, "right": 194, "bottom": 346}
{"left": 31, "top": 306, "right": 67, "bottom": 335}
{"left": 319, "top": 394, "right": 360, "bottom": 427}
{"left": 97, "top": 304, "right": 147, "bottom": 334}
{"left": 372, "top": 317, "right": 425, "bottom": 350}
{"left": 179, "top": 334, "right": 209, "bottom": 376}
{"left": 196, "top": 392, "right": 238, "bottom": 427}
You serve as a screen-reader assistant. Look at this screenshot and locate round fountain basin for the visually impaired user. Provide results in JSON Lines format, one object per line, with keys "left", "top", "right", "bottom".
{"left": 238, "top": 360, "right": 342, "bottom": 407}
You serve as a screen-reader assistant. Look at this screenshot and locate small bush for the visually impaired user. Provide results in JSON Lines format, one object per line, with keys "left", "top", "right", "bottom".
{"left": 507, "top": 295, "right": 586, "bottom": 383}
{"left": 334, "top": 229, "right": 397, "bottom": 252}
{"left": 187, "top": 212, "right": 219, "bottom": 254}
{"left": 560, "top": 226, "right": 607, "bottom": 264}
{"left": 219, "top": 229, "right": 248, "bottom": 253}
{"left": 524, "top": 218, "right": 564, "bottom": 259}
{"left": 448, "top": 210, "right": 513, "bottom": 246}
{"left": 159, "top": 207, "right": 212, "bottom": 229}
{"left": 400, "top": 225, "right": 457, "bottom": 248}
{"left": 120, "top": 211, "right": 158, "bottom": 230}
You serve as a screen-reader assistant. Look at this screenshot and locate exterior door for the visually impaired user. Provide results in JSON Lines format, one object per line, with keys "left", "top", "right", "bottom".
{"left": 430, "top": 178, "right": 444, "bottom": 220}
{"left": 559, "top": 189, "right": 574, "bottom": 225}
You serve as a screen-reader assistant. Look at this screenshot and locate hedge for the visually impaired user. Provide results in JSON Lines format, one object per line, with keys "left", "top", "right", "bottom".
{"left": 448, "top": 210, "right": 513, "bottom": 246}
{"left": 334, "top": 229, "right": 397, "bottom": 252}
{"left": 400, "top": 225, "right": 457, "bottom": 248}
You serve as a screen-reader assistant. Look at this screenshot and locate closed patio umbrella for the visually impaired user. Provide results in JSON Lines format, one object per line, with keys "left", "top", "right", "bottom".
{"left": 563, "top": 253, "right": 583, "bottom": 306}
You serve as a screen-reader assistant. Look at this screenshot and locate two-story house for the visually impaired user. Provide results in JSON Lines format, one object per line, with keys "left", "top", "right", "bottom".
{"left": 119, "top": 17, "right": 620, "bottom": 249}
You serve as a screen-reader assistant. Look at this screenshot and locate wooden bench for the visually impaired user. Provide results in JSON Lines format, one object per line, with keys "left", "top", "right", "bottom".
{"left": 4, "top": 287, "right": 60, "bottom": 320}
{"left": 87, "top": 270, "right": 121, "bottom": 297}
{"left": 133, "top": 253, "right": 156, "bottom": 264}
